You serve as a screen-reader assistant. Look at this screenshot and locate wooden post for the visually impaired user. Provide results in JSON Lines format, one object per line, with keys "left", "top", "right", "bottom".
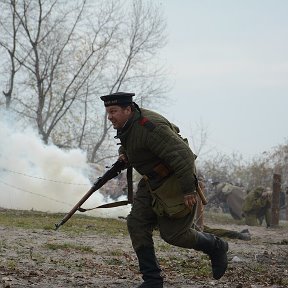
{"left": 271, "top": 174, "right": 281, "bottom": 226}
{"left": 286, "top": 187, "right": 288, "bottom": 221}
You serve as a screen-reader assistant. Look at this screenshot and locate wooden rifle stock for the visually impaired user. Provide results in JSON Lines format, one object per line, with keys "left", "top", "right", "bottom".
{"left": 54, "top": 160, "right": 125, "bottom": 230}
{"left": 196, "top": 182, "right": 208, "bottom": 205}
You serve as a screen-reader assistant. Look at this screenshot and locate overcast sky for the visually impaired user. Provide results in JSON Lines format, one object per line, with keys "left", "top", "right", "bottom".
{"left": 157, "top": 0, "right": 288, "bottom": 160}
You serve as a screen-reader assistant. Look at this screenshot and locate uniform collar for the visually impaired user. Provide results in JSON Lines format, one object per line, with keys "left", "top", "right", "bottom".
{"left": 116, "top": 109, "right": 141, "bottom": 138}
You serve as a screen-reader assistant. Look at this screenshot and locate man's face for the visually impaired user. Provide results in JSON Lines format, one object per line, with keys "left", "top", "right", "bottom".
{"left": 106, "top": 105, "right": 132, "bottom": 129}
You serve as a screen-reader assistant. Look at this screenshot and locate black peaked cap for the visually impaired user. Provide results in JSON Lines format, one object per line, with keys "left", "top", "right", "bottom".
{"left": 100, "top": 92, "right": 135, "bottom": 107}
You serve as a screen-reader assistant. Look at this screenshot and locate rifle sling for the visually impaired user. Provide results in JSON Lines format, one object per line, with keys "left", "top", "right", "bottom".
{"left": 78, "top": 200, "right": 130, "bottom": 212}
{"left": 127, "top": 165, "right": 133, "bottom": 204}
{"left": 78, "top": 166, "right": 133, "bottom": 212}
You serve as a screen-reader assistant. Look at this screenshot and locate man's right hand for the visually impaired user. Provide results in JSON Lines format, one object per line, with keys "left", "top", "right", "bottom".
{"left": 184, "top": 193, "right": 197, "bottom": 210}
{"left": 118, "top": 153, "right": 128, "bottom": 163}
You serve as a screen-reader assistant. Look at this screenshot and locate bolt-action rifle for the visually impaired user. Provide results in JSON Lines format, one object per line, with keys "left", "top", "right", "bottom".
{"left": 54, "top": 160, "right": 126, "bottom": 230}
{"left": 196, "top": 182, "right": 208, "bottom": 205}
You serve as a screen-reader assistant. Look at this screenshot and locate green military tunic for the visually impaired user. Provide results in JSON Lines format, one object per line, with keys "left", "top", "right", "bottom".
{"left": 242, "top": 187, "right": 271, "bottom": 226}
{"left": 117, "top": 108, "right": 197, "bottom": 194}
{"left": 117, "top": 108, "right": 200, "bottom": 251}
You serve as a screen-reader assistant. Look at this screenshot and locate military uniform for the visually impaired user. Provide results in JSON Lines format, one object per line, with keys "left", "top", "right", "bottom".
{"left": 196, "top": 180, "right": 250, "bottom": 241}
{"left": 101, "top": 92, "right": 228, "bottom": 288}
{"left": 242, "top": 186, "right": 272, "bottom": 227}
{"left": 214, "top": 182, "right": 246, "bottom": 220}
{"left": 203, "top": 226, "right": 251, "bottom": 240}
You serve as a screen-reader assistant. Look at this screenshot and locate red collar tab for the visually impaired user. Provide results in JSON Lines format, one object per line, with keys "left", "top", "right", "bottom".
{"left": 138, "top": 117, "right": 156, "bottom": 131}
{"left": 139, "top": 117, "right": 149, "bottom": 126}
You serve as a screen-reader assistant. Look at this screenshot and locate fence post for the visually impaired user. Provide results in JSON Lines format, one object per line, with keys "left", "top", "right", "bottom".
{"left": 286, "top": 187, "right": 288, "bottom": 221}
{"left": 271, "top": 173, "right": 281, "bottom": 227}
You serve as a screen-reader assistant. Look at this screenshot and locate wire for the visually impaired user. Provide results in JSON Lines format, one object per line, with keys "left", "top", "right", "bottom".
{"left": 0, "top": 167, "right": 90, "bottom": 186}
{"left": 0, "top": 179, "right": 72, "bottom": 207}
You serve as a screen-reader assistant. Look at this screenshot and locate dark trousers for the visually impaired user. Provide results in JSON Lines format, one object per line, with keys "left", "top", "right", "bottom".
{"left": 127, "top": 179, "right": 198, "bottom": 251}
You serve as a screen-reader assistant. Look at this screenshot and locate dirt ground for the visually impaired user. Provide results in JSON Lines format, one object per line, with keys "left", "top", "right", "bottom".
{"left": 0, "top": 219, "right": 287, "bottom": 288}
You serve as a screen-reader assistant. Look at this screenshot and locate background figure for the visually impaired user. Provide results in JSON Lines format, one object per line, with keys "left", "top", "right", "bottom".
{"left": 242, "top": 186, "right": 272, "bottom": 227}
{"left": 194, "top": 177, "right": 251, "bottom": 241}
{"left": 212, "top": 182, "right": 246, "bottom": 220}
{"left": 203, "top": 226, "right": 250, "bottom": 241}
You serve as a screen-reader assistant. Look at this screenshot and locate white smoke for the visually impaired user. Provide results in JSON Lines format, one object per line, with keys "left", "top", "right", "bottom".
{"left": 0, "top": 109, "right": 131, "bottom": 218}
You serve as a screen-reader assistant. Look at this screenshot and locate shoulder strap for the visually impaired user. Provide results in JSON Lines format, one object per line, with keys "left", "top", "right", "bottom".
{"left": 127, "top": 165, "right": 133, "bottom": 204}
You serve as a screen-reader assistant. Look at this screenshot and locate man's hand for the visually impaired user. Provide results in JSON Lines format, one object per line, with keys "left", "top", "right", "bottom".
{"left": 184, "top": 193, "right": 197, "bottom": 210}
{"left": 118, "top": 153, "right": 128, "bottom": 163}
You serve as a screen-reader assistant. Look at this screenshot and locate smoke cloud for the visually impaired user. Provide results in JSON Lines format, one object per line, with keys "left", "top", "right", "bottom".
{"left": 0, "top": 109, "right": 131, "bottom": 218}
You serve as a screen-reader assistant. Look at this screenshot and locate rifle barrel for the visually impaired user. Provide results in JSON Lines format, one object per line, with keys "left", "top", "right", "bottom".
{"left": 54, "top": 185, "right": 96, "bottom": 230}
{"left": 54, "top": 160, "right": 125, "bottom": 230}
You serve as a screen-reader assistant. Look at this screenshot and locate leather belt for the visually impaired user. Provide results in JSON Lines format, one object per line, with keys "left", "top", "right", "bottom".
{"left": 143, "top": 162, "right": 171, "bottom": 181}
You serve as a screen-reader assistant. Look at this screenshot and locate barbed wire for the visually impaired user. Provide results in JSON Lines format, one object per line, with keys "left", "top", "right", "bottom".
{"left": 0, "top": 167, "right": 90, "bottom": 186}
{"left": 0, "top": 179, "right": 73, "bottom": 207}
{"left": 0, "top": 167, "right": 125, "bottom": 209}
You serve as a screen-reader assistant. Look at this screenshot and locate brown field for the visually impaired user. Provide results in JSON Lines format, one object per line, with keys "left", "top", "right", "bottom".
{"left": 0, "top": 209, "right": 287, "bottom": 288}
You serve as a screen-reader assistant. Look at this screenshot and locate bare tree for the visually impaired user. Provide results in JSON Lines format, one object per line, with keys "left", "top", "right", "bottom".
{"left": 265, "top": 140, "right": 288, "bottom": 187}
{"left": 188, "top": 121, "right": 211, "bottom": 158}
{"left": 48, "top": 0, "right": 168, "bottom": 163}
{"left": 11, "top": 0, "right": 121, "bottom": 144}
{"left": 87, "top": 0, "right": 167, "bottom": 163}
{"left": 0, "top": 0, "right": 25, "bottom": 109}
{"left": 0, "top": 0, "right": 168, "bottom": 164}
{"left": 199, "top": 149, "right": 277, "bottom": 193}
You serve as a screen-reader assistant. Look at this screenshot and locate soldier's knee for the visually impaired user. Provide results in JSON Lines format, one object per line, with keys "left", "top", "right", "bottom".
{"left": 160, "top": 231, "right": 195, "bottom": 248}
{"left": 160, "top": 232, "right": 175, "bottom": 245}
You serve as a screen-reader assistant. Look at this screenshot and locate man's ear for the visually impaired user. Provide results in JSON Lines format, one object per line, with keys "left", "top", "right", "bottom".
{"left": 125, "top": 105, "right": 132, "bottom": 114}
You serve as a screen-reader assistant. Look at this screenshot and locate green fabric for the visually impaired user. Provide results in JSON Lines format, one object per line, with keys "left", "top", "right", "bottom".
{"left": 243, "top": 187, "right": 265, "bottom": 213}
{"left": 127, "top": 179, "right": 197, "bottom": 251}
{"left": 149, "top": 174, "right": 191, "bottom": 218}
{"left": 117, "top": 108, "right": 197, "bottom": 195}
{"left": 203, "top": 225, "right": 241, "bottom": 239}
{"left": 242, "top": 187, "right": 271, "bottom": 226}
{"left": 244, "top": 214, "right": 259, "bottom": 226}
{"left": 120, "top": 108, "right": 199, "bottom": 252}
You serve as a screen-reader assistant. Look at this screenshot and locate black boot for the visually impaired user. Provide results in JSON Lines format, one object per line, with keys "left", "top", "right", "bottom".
{"left": 238, "top": 232, "right": 251, "bottom": 241}
{"left": 195, "top": 232, "right": 229, "bottom": 280}
{"left": 136, "top": 246, "right": 163, "bottom": 288}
